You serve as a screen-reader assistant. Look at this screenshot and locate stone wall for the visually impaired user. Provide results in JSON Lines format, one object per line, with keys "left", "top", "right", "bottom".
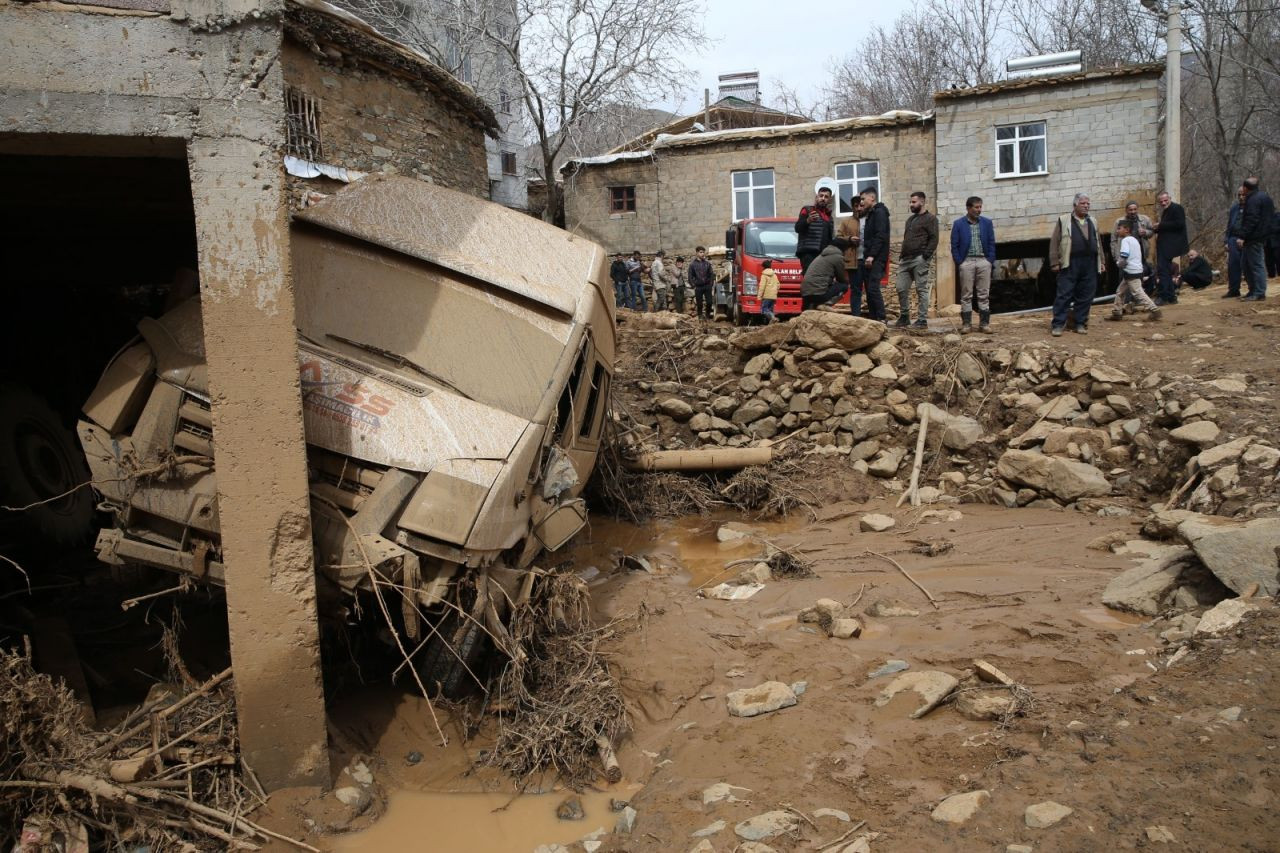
{"left": 281, "top": 40, "right": 488, "bottom": 198}
{"left": 935, "top": 74, "right": 1163, "bottom": 244}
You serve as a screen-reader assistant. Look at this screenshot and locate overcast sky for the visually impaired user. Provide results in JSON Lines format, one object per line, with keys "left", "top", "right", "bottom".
{"left": 671, "top": 0, "right": 916, "bottom": 113}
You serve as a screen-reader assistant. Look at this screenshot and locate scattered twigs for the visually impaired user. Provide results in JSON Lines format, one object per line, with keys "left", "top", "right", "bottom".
{"left": 862, "top": 550, "right": 939, "bottom": 610}
{"left": 0, "top": 454, "right": 212, "bottom": 513}
{"left": 815, "top": 819, "right": 868, "bottom": 851}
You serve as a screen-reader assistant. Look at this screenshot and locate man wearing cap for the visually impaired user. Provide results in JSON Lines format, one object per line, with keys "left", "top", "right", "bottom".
{"left": 795, "top": 182, "right": 835, "bottom": 273}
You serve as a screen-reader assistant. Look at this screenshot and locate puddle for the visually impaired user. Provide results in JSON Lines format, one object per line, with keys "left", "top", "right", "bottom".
{"left": 333, "top": 784, "right": 639, "bottom": 853}
{"left": 571, "top": 514, "right": 804, "bottom": 589}
{"left": 1076, "top": 606, "right": 1148, "bottom": 628}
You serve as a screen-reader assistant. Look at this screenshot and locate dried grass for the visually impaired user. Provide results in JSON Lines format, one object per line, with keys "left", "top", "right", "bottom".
{"left": 485, "top": 573, "right": 631, "bottom": 788}
{"left": 0, "top": 647, "right": 307, "bottom": 851}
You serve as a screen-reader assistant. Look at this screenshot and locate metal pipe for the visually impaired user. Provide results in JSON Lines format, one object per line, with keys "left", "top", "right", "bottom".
{"left": 1007, "top": 50, "right": 1082, "bottom": 71}
{"left": 995, "top": 293, "right": 1118, "bottom": 317}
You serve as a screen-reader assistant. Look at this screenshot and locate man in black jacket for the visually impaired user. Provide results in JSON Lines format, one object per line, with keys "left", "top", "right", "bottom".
{"left": 688, "top": 246, "right": 716, "bottom": 319}
{"left": 1177, "top": 249, "right": 1213, "bottom": 290}
{"left": 794, "top": 186, "right": 834, "bottom": 273}
{"left": 895, "top": 191, "right": 939, "bottom": 328}
{"left": 857, "top": 187, "right": 891, "bottom": 321}
{"left": 1152, "top": 190, "right": 1188, "bottom": 305}
{"left": 1232, "top": 177, "right": 1275, "bottom": 300}
{"left": 609, "top": 253, "right": 628, "bottom": 308}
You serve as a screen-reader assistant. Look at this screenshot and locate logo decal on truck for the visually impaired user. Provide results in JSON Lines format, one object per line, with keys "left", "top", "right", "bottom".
{"left": 299, "top": 358, "right": 396, "bottom": 432}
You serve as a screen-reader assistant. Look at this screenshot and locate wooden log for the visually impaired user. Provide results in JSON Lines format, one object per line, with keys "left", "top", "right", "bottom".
{"left": 624, "top": 447, "right": 772, "bottom": 472}
{"left": 595, "top": 735, "right": 622, "bottom": 783}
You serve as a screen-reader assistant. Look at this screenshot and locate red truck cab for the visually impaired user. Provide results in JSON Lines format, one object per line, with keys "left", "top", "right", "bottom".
{"left": 724, "top": 218, "right": 805, "bottom": 324}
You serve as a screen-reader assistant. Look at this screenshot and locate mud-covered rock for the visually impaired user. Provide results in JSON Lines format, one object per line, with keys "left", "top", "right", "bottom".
{"left": 996, "top": 449, "right": 1110, "bottom": 501}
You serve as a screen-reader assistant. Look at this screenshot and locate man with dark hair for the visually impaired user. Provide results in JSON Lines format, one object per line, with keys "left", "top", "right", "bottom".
{"left": 895, "top": 191, "right": 939, "bottom": 328}
{"left": 1152, "top": 190, "right": 1188, "bottom": 304}
{"left": 1048, "top": 193, "right": 1105, "bottom": 336}
{"left": 672, "top": 255, "right": 688, "bottom": 314}
{"left": 688, "top": 246, "right": 715, "bottom": 319}
{"left": 794, "top": 185, "right": 835, "bottom": 273}
{"left": 857, "top": 187, "right": 890, "bottom": 321}
{"left": 1231, "top": 176, "right": 1275, "bottom": 300}
{"left": 650, "top": 249, "right": 671, "bottom": 311}
{"left": 1115, "top": 199, "right": 1155, "bottom": 300}
{"left": 950, "top": 196, "right": 997, "bottom": 334}
{"left": 1223, "top": 189, "right": 1246, "bottom": 297}
{"left": 625, "top": 250, "right": 645, "bottom": 310}
{"left": 609, "top": 252, "right": 628, "bottom": 308}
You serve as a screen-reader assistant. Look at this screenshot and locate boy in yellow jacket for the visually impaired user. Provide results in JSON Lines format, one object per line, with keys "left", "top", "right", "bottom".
{"left": 759, "top": 259, "right": 780, "bottom": 322}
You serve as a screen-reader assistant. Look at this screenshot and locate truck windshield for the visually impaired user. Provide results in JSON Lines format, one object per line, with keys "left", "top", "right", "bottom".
{"left": 743, "top": 222, "right": 798, "bottom": 259}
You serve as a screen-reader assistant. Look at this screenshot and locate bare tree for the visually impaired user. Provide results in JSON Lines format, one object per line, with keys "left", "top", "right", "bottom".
{"left": 475, "top": 0, "right": 706, "bottom": 221}
{"left": 1006, "top": 0, "right": 1160, "bottom": 67}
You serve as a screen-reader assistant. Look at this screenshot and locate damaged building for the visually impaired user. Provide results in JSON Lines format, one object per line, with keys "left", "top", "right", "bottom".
{"left": 0, "top": 0, "right": 499, "bottom": 789}
{"left": 563, "top": 63, "right": 1165, "bottom": 312}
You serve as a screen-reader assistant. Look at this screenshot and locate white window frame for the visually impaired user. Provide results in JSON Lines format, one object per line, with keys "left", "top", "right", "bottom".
{"left": 833, "top": 161, "right": 880, "bottom": 217}
{"left": 995, "top": 121, "right": 1048, "bottom": 178}
{"left": 730, "top": 168, "right": 776, "bottom": 221}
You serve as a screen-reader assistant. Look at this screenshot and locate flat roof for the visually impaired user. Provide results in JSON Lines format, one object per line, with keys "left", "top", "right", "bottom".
{"left": 935, "top": 62, "right": 1164, "bottom": 102}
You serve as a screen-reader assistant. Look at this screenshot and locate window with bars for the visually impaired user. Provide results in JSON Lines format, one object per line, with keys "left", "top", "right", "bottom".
{"left": 996, "top": 121, "right": 1048, "bottom": 177}
{"left": 285, "top": 88, "right": 323, "bottom": 161}
{"left": 834, "top": 161, "right": 879, "bottom": 217}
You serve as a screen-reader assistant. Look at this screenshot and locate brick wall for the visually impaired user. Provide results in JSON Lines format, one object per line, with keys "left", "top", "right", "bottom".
{"left": 281, "top": 41, "right": 489, "bottom": 199}
{"left": 563, "top": 159, "right": 662, "bottom": 252}
{"left": 935, "top": 75, "right": 1162, "bottom": 244}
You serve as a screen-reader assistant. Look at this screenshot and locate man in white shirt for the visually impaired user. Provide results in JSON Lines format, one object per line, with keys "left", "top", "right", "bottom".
{"left": 1107, "top": 220, "right": 1161, "bottom": 321}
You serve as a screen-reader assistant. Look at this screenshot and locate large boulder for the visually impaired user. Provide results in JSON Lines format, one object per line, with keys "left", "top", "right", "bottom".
{"left": 1042, "top": 427, "right": 1112, "bottom": 456}
{"left": 918, "top": 403, "right": 984, "bottom": 450}
{"left": 792, "top": 312, "right": 885, "bottom": 352}
{"left": 730, "top": 398, "right": 772, "bottom": 425}
{"left": 1175, "top": 515, "right": 1280, "bottom": 597}
{"left": 996, "top": 449, "right": 1110, "bottom": 501}
{"left": 1102, "top": 547, "right": 1200, "bottom": 615}
{"left": 839, "top": 412, "right": 892, "bottom": 441}
{"left": 729, "top": 322, "right": 792, "bottom": 352}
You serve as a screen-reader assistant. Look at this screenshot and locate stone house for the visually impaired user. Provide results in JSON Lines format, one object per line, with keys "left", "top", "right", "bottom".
{"left": 0, "top": 0, "right": 495, "bottom": 790}
{"left": 563, "top": 63, "right": 1165, "bottom": 312}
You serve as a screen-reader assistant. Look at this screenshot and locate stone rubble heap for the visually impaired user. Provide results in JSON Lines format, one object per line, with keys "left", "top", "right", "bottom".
{"left": 625, "top": 311, "right": 1279, "bottom": 518}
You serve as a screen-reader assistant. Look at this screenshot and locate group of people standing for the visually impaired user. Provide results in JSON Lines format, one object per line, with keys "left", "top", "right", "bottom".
{"left": 608, "top": 175, "right": 1275, "bottom": 336}
{"left": 610, "top": 247, "right": 716, "bottom": 317}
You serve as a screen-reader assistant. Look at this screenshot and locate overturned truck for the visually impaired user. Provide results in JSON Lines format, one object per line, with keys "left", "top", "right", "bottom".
{"left": 76, "top": 176, "right": 615, "bottom": 693}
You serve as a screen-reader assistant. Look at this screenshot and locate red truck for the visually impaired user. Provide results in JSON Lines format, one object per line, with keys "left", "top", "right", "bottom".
{"left": 724, "top": 218, "right": 805, "bottom": 325}
{"left": 725, "top": 218, "right": 888, "bottom": 325}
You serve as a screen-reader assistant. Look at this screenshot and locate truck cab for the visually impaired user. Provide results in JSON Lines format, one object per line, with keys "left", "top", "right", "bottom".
{"left": 724, "top": 218, "right": 804, "bottom": 325}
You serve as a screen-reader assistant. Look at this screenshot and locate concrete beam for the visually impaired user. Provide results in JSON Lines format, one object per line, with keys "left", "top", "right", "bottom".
{"left": 189, "top": 129, "right": 329, "bottom": 789}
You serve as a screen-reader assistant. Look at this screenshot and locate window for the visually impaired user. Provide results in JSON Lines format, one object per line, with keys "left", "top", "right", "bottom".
{"left": 731, "top": 169, "right": 775, "bottom": 221}
{"left": 609, "top": 186, "right": 636, "bottom": 213}
{"left": 444, "top": 28, "right": 473, "bottom": 84}
{"left": 498, "top": 88, "right": 513, "bottom": 115}
{"left": 284, "top": 87, "right": 323, "bottom": 160}
{"left": 996, "top": 122, "right": 1047, "bottom": 177}
{"left": 578, "top": 363, "right": 608, "bottom": 440}
{"left": 501, "top": 151, "right": 518, "bottom": 176}
{"left": 834, "top": 161, "right": 879, "bottom": 216}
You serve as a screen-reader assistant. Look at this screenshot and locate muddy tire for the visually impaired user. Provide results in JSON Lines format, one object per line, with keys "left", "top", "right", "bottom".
{"left": 416, "top": 612, "right": 489, "bottom": 699}
{"left": 0, "top": 384, "right": 95, "bottom": 546}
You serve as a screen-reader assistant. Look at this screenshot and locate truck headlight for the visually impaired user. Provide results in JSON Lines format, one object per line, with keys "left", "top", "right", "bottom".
{"left": 743, "top": 272, "right": 758, "bottom": 295}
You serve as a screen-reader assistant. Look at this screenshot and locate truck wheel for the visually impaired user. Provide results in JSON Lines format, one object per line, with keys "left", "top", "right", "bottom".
{"left": 416, "top": 612, "right": 490, "bottom": 698}
{"left": 0, "top": 384, "right": 95, "bottom": 546}
{"left": 732, "top": 301, "right": 748, "bottom": 327}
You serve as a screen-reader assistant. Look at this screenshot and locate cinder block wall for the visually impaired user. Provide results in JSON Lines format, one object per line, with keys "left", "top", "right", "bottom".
{"left": 934, "top": 76, "right": 1162, "bottom": 244}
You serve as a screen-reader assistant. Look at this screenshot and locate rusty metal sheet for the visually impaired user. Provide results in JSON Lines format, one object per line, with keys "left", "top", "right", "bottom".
{"left": 296, "top": 175, "right": 607, "bottom": 317}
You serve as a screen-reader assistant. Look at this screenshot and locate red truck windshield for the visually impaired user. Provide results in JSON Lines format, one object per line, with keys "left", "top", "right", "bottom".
{"left": 743, "top": 221, "right": 799, "bottom": 260}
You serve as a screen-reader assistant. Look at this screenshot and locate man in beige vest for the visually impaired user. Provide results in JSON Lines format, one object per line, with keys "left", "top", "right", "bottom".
{"left": 1048, "top": 193, "right": 1105, "bottom": 336}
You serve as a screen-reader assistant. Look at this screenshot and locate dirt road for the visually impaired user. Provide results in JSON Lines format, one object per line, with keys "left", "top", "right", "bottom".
{"left": 303, "top": 286, "right": 1279, "bottom": 852}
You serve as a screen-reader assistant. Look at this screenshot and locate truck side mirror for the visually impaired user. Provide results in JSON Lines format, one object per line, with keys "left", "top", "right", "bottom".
{"left": 724, "top": 228, "right": 736, "bottom": 250}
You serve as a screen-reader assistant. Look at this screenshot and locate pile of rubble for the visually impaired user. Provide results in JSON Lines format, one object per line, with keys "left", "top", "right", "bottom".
{"left": 618, "top": 311, "right": 1280, "bottom": 517}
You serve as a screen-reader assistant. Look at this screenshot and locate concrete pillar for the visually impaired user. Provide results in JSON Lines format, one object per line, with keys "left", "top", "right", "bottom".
{"left": 188, "top": 123, "right": 329, "bottom": 788}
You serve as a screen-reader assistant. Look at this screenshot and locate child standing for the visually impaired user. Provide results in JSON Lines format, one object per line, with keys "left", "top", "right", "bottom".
{"left": 758, "top": 259, "right": 780, "bottom": 322}
{"left": 1108, "top": 220, "right": 1161, "bottom": 321}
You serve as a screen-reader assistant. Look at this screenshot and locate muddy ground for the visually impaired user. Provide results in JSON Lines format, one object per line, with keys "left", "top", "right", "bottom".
{"left": 269, "top": 286, "right": 1278, "bottom": 852}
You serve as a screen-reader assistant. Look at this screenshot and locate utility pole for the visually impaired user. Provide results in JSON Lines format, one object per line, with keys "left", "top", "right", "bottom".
{"left": 1142, "top": 0, "right": 1181, "bottom": 199}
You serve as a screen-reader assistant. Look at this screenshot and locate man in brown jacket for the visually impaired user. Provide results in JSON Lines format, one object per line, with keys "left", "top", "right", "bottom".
{"left": 895, "top": 191, "right": 939, "bottom": 328}
{"left": 821, "top": 195, "right": 862, "bottom": 309}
